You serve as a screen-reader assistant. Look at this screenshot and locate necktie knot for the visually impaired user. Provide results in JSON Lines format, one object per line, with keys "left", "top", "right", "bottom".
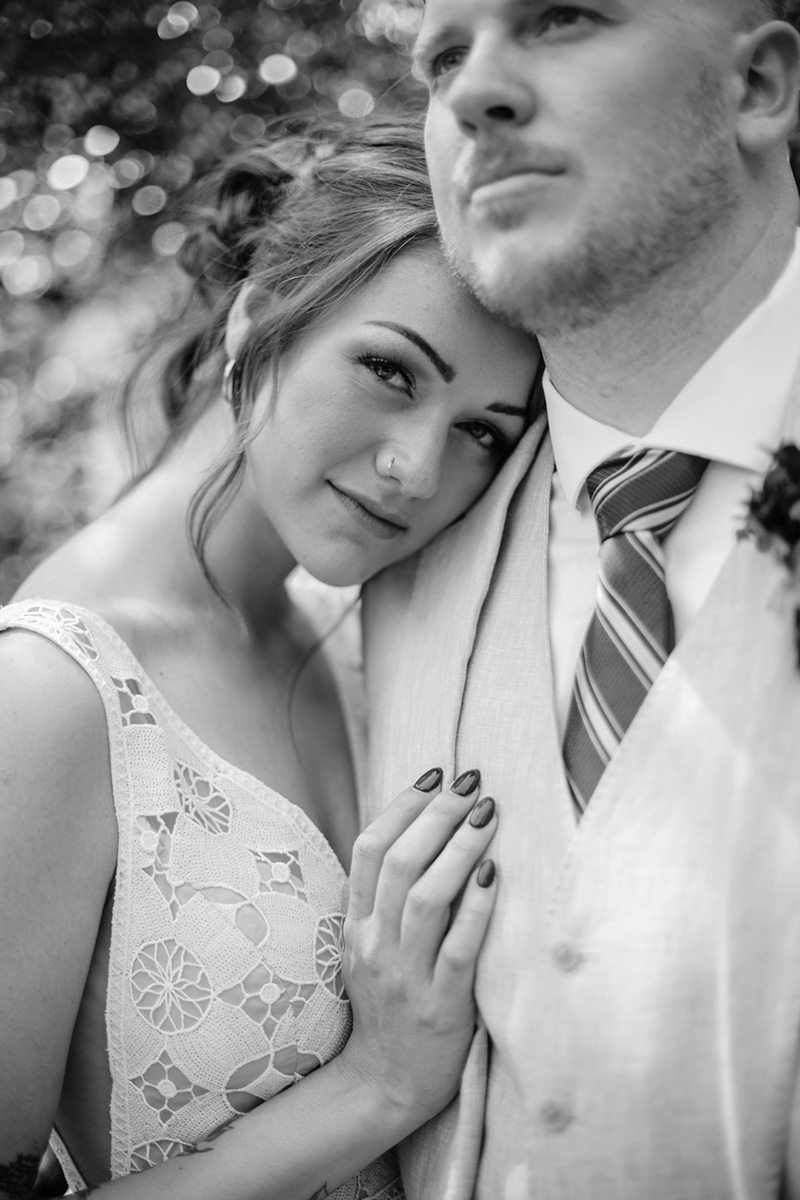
{"left": 586, "top": 448, "right": 709, "bottom": 544}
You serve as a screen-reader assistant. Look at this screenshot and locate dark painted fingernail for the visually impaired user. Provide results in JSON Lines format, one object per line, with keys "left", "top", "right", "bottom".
{"left": 414, "top": 766, "right": 443, "bottom": 793}
{"left": 452, "top": 768, "right": 481, "bottom": 796}
{"left": 477, "top": 859, "right": 496, "bottom": 888}
{"left": 469, "top": 796, "right": 495, "bottom": 828}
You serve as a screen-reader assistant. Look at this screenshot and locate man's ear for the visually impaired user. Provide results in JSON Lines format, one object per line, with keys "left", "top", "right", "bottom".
{"left": 734, "top": 21, "right": 800, "bottom": 154}
{"left": 224, "top": 280, "right": 255, "bottom": 359}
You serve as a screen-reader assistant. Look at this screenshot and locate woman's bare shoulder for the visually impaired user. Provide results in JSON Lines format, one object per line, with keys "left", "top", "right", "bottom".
{"left": 0, "top": 626, "right": 116, "bottom": 853}
{"left": 0, "top": 628, "right": 117, "bottom": 1170}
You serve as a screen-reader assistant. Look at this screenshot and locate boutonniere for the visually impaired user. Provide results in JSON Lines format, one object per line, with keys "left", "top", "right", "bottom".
{"left": 740, "top": 442, "right": 800, "bottom": 665}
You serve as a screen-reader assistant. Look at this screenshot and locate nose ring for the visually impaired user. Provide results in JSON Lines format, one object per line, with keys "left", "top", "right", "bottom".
{"left": 377, "top": 450, "right": 399, "bottom": 481}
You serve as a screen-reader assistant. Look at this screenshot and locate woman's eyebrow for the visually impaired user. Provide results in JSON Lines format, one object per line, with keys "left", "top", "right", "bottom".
{"left": 413, "top": 15, "right": 468, "bottom": 78}
{"left": 487, "top": 402, "right": 528, "bottom": 418}
{"left": 365, "top": 321, "right": 456, "bottom": 383}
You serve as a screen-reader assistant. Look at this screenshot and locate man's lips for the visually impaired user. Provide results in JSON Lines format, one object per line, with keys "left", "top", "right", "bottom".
{"left": 462, "top": 158, "right": 567, "bottom": 201}
{"left": 329, "top": 483, "right": 410, "bottom": 539}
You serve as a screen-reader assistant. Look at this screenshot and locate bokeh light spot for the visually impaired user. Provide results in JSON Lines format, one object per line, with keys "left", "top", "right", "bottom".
{"left": 171, "top": 1, "right": 199, "bottom": 21}
{"left": 337, "top": 87, "right": 375, "bottom": 118}
{"left": 34, "top": 358, "right": 79, "bottom": 403}
{"left": 203, "top": 50, "right": 233, "bottom": 73}
{"left": 152, "top": 221, "right": 188, "bottom": 256}
{"left": 84, "top": 126, "right": 121, "bottom": 157}
{"left": 202, "top": 26, "right": 233, "bottom": 50}
{"left": 229, "top": 115, "right": 266, "bottom": 144}
{"left": 216, "top": 74, "right": 247, "bottom": 103}
{"left": 2, "top": 255, "right": 53, "bottom": 297}
{"left": 52, "top": 230, "right": 94, "bottom": 269}
{"left": 48, "top": 155, "right": 91, "bottom": 191}
{"left": 42, "top": 125, "right": 75, "bottom": 152}
{"left": 158, "top": 14, "right": 189, "bottom": 38}
{"left": 258, "top": 55, "right": 297, "bottom": 86}
{"left": 114, "top": 157, "right": 146, "bottom": 188}
{"left": 0, "top": 178, "right": 19, "bottom": 210}
{"left": 23, "top": 194, "right": 62, "bottom": 231}
{"left": 157, "top": 3, "right": 199, "bottom": 39}
{"left": 285, "top": 29, "right": 321, "bottom": 58}
{"left": 0, "top": 231, "right": 25, "bottom": 267}
{"left": 12, "top": 170, "right": 39, "bottom": 197}
{"left": 186, "top": 65, "right": 222, "bottom": 95}
{"left": 132, "top": 185, "right": 167, "bottom": 216}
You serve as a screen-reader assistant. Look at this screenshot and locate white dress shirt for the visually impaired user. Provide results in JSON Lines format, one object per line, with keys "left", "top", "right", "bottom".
{"left": 546, "top": 232, "right": 800, "bottom": 734}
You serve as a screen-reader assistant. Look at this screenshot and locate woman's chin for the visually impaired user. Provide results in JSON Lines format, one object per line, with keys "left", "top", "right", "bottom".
{"left": 295, "top": 551, "right": 377, "bottom": 590}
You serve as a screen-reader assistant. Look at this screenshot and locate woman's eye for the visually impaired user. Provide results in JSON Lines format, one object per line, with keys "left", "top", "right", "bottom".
{"left": 358, "top": 355, "right": 414, "bottom": 395}
{"left": 430, "top": 46, "right": 467, "bottom": 79}
{"left": 459, "top": 420, "right": 506, "bottom": 454}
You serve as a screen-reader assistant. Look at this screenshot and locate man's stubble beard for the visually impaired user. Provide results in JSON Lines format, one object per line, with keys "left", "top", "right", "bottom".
{"left": 439, "top": 69, "right": 742, "bottom": 338}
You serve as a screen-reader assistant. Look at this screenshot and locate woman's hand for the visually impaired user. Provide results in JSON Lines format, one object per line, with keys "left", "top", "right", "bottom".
{"left": 337, "top": 767, "right": 497, "bottom": 1126}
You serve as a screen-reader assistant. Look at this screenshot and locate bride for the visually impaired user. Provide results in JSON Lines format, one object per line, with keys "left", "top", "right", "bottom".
{"left": 0, "top": 117, "right": 539, "bottom": 1200}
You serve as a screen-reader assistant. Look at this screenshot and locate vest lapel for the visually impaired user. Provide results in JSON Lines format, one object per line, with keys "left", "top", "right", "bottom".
{"left": 365, "top": 416, "right": 549, "bottom": 810}
{"left": 364, "top": 416, "right": 548, "bottom": 1200}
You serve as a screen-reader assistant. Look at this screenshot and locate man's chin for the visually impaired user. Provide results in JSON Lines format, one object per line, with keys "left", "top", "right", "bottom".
{"left": 440, "top": 211, "right": 554, "bottom": 322}
{"left": 444, "top": 225, "right": 621, "bottom": 338}
{"left": 452, "top": 235, "right": 555, "bottom": 334}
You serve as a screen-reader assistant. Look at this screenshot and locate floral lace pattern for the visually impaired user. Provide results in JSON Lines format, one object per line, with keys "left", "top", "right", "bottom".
{"left": 130, "top": 939, "right": 214, "bottom": 1033}
{"left": 0, "top": 600, "right": 401, "bottom": 1198}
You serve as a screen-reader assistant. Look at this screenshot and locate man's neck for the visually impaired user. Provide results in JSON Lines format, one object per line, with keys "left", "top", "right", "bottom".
{"left": 540, "top": 207, "right": 799, "bottom": 436}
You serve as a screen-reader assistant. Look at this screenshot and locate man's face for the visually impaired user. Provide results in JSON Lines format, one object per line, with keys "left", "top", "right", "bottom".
{"left": 418, "top": 0, "right": 744, "bottom": 335}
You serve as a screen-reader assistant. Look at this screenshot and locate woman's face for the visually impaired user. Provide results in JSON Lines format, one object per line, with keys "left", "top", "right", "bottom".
{"left": 243, "top": 243, "right": 540, "bottom": 586}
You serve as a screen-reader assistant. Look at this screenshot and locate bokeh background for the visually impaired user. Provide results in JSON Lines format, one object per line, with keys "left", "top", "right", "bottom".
{"left": 0, "top": 0, "right": 425, "bottom": 602}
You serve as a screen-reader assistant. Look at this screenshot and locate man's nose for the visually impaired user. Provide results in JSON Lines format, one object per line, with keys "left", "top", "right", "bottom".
{"left": 447, "top": 39, "right": 535, "bottom": 134}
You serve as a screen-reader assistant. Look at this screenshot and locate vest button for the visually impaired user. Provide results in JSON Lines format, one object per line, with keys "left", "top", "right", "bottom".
{"left": 553, "top": 942, "right": 582, "bottom": 972}
{"left": 541, "top": 1102, "right": 572, "bottom": 1132}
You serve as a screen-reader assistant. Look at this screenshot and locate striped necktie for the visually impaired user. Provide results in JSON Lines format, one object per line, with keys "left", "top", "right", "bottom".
{"left": 563, "top": 447, "right": 708, "bottom": 812}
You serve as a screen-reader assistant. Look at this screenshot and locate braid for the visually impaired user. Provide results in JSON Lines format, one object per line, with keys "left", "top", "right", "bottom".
{"left": 765, "top": 0, "right": 800, "bottom": 25}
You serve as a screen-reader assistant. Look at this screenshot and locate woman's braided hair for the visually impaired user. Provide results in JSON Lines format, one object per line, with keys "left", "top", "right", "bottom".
{"left": 774, "top": 0, "right": 800, "bottom": 21}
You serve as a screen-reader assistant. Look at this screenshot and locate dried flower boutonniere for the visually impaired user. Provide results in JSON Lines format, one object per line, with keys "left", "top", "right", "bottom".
{"left": 740, "top": 442, "right": 800, "bottom": 665}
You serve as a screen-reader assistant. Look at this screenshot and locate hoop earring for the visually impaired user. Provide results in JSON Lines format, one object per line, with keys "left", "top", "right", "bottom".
{"left": 377, "top": 450, "right": 399, "bottom": 481}
{"left": 222, "top": 358, "right": 237, "bottom": 407}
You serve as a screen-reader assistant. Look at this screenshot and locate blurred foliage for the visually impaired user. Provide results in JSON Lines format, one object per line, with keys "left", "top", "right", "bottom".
{"left": 0, "top": 0, "right": 426, "bottom": 601}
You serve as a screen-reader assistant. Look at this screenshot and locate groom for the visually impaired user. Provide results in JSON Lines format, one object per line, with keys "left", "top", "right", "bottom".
{"left": 364, "top": 0, "right": 800, "bottom": 1196}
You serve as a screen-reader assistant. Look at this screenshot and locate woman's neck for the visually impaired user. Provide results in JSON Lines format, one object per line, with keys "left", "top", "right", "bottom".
{"left": 23, "top": 401, "right": 298, "bottom": 646}
{"left": 128, "top": 401, "right": 298, "bottom": 639}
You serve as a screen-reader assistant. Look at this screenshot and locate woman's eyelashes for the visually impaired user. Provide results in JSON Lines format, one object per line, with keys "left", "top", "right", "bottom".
{"left": 357, "top": 353, "right": 415, "bottom": 396}
{"left": 458, "top": 419, "right": 510, "bottom": 456}
{"left": 355, "top": 350, "right": 514, "bottom": 457}
{"left": 427, "top": 46, "right": 467, "bottom": 82}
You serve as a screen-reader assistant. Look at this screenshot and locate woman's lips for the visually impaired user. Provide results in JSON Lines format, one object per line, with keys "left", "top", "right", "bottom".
{"left": 328, "top": 483, "right": 408, "bottom": 541}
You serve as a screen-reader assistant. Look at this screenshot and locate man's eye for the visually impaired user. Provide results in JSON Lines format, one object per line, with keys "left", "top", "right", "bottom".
{"left": 540, "top": 7, "right": 596, "bottom": 33}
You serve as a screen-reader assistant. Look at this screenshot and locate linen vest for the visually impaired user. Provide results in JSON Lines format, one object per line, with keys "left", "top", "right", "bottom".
{"left": 363, "top": 382, "right": 800, "bottom": 1199}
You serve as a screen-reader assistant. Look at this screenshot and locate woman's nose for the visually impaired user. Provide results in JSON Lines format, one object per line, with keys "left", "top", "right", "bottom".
{"left": 381, "top": 427, "right": 446, "bottom": 501}
{"left": 447, "top": 38, "right": 536, "bottom": 134}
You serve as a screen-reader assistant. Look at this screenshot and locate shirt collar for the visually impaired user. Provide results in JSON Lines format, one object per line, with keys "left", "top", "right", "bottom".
{"left": 545, "top": 231, "right": 800, "bottom": 509}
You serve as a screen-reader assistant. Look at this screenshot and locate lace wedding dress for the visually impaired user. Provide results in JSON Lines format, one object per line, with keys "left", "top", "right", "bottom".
{"left": 0, "top": 598, "right": 403, "bottom": 1199}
